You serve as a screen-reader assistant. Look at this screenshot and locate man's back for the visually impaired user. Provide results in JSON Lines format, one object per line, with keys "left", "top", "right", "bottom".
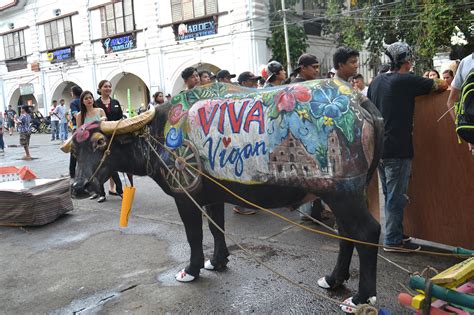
{"left": 368, "top": 72, "right": 433, "bottom": 158}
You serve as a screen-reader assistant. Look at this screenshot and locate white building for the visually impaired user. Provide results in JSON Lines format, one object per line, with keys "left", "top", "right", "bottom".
{"left": 0, "top": 0, "right": 339, "bottom": 116}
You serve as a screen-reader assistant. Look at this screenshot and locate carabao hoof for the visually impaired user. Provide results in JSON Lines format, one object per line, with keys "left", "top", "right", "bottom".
{"left": 204, "top": 260, "right": 215, "bottom": 270}
{"left": 317, "top": 276, "right": 331, "bottom": 289}
{"left": 175, "top": 269, "right": 196, "bottom": 282}
{"left": 340, "top": 296, "right": 377, "bottom": 314}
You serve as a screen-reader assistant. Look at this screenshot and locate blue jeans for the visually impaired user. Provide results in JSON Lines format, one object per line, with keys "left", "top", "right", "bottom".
{"left": 51, "top": 120, "right": 59, "bottom": 140}
{"left": 378, "top": 158, "right": 412, "bottom": 246}
{"left": 60, "top": 122, "right": 68, "bottom": 140}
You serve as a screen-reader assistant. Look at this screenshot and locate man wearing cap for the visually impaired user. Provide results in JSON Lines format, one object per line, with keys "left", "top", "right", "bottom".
{"left": 230, "top": 71, "right": 262, "bottom": 216}
{"left": 367, "top": 42, "right": 447, "bottom": 253}
{"left": 216, "top": 70, "right": 236, "bottom": 83}
{"left": 292, "top": 53, "right": 320, "bottom": 83}
{"left": 327, "top": 68, "right": 336, "bottom": 78}
{"left": 238, "top": 71, "right": 261, "bottom": 88}
{"left": 264, "top": 61, "right": 286, "bottom": 88}
{"left": 289, "top": 54, "right": 326, "bottom": 223}
{"left": 181, "top": 67, "right": 200, "bottom": 90}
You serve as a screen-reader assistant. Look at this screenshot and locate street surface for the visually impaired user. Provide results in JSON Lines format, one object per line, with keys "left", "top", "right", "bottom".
{"left": 0, "top": 132, "right": 460, "bottom": 314}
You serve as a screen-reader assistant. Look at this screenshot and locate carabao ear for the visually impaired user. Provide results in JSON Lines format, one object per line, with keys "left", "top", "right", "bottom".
{"left": 91, "top": 132, "right": 108, "bottom": 152}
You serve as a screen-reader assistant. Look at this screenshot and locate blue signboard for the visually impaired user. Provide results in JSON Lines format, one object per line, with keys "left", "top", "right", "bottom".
{"left": 101, "top": 33, "right": 136, "bottom": 54}
{"left": 46, "top": 47, "right": 74, "bottom": 63}
{"left": 173, "top": 17, "right": 218, "bottom": 41}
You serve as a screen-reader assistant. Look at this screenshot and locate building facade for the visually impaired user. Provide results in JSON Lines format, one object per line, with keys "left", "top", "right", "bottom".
{"left": 0, "top": 0, "right": 339, "bottom": 116}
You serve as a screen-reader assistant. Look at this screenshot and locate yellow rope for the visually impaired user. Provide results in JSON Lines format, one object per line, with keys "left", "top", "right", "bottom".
{"left": 151, "top": 135, "right": 473, "bottom": 259}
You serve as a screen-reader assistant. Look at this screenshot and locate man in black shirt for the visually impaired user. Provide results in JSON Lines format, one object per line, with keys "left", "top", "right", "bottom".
{"left": 367, "top": 42, "right": 447, "bottom": 252}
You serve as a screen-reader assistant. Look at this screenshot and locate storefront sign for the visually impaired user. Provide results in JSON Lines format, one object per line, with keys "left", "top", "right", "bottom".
{"left": 46, "top": 47, "right": 74, "bottom": 63}
{"left": 19, "top": 83, "right": 34, "bottom": 96}
{"left": 173, "top": 17, "right": 217, "bottom": 41}
{"left": 101, "top": 33, "right": 136, "bottom": 54}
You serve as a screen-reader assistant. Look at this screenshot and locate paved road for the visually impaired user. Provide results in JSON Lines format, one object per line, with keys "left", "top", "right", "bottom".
{"left": 0, "top": 132, "right": 460, "bottom": 314}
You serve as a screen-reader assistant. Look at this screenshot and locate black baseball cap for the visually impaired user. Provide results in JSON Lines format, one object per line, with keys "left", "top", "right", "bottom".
{"left": 238, "top": 71, "right": 262, "bottom": 84}
{"left": 216, "top": 70, "right": 236, "bottom": 80}
{"left": 295, "top": 53, "right": 319, "bottom": 71}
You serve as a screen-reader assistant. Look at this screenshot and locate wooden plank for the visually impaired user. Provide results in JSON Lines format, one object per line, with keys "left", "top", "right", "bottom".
{"left": 404, "top": 91, "right": 474, "bottom": 248}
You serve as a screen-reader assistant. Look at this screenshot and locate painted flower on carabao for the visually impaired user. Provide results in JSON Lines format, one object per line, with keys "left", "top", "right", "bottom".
{"left": 74, "top": 122, "right": 100, "bottom": 143}
{"left": 169, "top": 103, "right": 187, "bottom": 125}
{"left": 274, "top": 85, "right": 312, "bottom": 113}
{"left": 310, "top": 85, "right": 350, "bottom": 119}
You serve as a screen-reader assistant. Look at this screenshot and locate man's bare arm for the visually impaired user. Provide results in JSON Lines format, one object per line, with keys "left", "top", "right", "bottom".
{"left": 446, "top": 87, "right": 460, "bottom": 120}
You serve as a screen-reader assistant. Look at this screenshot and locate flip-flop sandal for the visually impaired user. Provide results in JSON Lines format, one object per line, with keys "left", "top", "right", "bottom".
{"left": 108, "top": 191, "right": 120, "bottom": 196}
{"left": 232, "top": 207, "right": 256, "bottom": 215}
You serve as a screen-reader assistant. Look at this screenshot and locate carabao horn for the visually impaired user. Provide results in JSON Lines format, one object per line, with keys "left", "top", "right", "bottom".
{"left": 100, "top": 105, "right": 156, "bottom": 135}
{"left": 60, "top": 136, "right": 73, "bottom": 153}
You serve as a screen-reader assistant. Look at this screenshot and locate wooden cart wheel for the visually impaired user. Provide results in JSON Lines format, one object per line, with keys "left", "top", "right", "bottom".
{"left": 162, "top": 140, "right": 202, "bottom": 193}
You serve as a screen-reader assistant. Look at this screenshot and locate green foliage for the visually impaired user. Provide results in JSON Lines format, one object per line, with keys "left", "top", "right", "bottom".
{"left": 334, "top": 108, "right": 355, "bottom": 143}
{"left": 303, "top": 0, "right": 473, "bottom": 72}
{"left": 266, "top": 0, "right": 309, "bottom": 69}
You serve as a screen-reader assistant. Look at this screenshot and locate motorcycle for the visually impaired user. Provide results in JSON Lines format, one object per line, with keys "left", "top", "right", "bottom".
{"left": 29, "top": 112, "right": 51, "bottom": 134}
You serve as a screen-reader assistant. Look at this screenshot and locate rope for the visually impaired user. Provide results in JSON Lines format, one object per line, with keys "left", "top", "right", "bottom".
{"left": 148, "top": 134, "right": 473, "bottom": 259}
{"left": 87, "top": 120, "right": 122, "bottom": 185}
{"left": 145, "top": 140, "right": 361, "bottom": 312}
{"left": 299, "top": 209, "right": 413, "bottom": 275}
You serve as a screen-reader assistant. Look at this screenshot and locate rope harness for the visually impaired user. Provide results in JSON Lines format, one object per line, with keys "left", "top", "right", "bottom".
{"left": 86, "top": 120, "right": 122, "bottom": 186}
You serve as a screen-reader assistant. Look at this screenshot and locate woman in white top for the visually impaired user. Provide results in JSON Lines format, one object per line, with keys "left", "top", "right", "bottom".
{"left": 76, "top": 90, "right": 106, "bottom": 128}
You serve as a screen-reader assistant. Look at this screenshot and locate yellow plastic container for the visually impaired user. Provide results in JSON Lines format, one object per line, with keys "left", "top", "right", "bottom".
{"left": 120, "top": 186, "right": 136, "bottom": 227}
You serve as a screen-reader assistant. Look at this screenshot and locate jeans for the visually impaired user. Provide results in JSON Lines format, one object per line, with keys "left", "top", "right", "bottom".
{"left": 60, "top": 122, "right": 68, "bottom": 141}
{"left": 51, "top": 120, "right": 59, "bottom": 140}
{"left": 378, "top": 158, "right": 412, "bottom": 246}
{"left": 0, "top": 132, "right": 4, "bottom": 150}
{"left": 299, "top": 198, "right": 324, "bottom": 220}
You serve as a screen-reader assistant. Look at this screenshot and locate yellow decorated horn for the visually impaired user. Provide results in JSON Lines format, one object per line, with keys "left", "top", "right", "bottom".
{"left": 100, "top": 106, "right": 156, "bottom": 135}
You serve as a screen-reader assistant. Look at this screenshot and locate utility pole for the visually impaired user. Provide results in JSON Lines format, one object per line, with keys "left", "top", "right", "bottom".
{"left": 281, "top": 0, "right": 292, "bottom": 75}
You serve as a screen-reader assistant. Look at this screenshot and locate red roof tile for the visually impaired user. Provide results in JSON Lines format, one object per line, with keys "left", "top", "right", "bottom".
{"left": 0, "top": 166, "right": 19, "bottom": 175}
{"left": 18, "top": 166, "right": 37, "bottom": 181}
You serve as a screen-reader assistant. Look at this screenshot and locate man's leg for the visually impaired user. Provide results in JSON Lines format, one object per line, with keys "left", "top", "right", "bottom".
{"left": 55, "top": 121, "right": 60, "bottom": 140}
{"left": 63, "top": 123, "right": 68, "bottom": 139}
{"left": 51, "top": 121, "right": 57, "bottom": 140}
{"left": 380, "top": 158, "right": 412, "bottom": 246}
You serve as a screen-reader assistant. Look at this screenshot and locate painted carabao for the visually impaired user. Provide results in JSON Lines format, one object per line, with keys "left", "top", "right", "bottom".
{"left": 68, "top": 80, "right": 383, "bottom": 310}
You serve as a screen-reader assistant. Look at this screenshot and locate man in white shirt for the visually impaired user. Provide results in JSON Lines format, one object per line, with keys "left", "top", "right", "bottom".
{"left": 49, "top": 100, "right": 60, "bottom": 141}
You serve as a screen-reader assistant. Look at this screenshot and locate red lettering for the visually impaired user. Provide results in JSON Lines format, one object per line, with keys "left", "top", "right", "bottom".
{"left": 227, "top": 100, "right": 249, "bottom": 133}
{"left": 198, "top": 103, "right": 218, "bottom": 136}
{"left": 218, "top": 103, "right": 227, "bottom": 134}
{"left": 244, "top": 101, "right": 265, "bottom": 134}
